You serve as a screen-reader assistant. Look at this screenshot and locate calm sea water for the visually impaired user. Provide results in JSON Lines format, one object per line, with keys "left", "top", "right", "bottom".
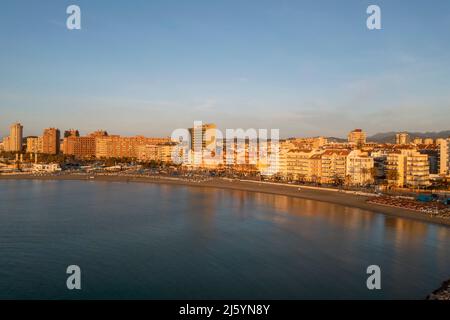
{"left": 0, "top": 179, "right": 449, "bottom": 299}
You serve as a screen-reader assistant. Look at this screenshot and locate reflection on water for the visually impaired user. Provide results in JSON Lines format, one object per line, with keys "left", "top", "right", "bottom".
{"left": 0, "top": 179, "right": 449, "bottom": 299}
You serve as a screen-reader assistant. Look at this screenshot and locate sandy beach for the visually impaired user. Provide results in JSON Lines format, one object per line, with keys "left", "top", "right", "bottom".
{"left": 2, "top": 173, "right": 450, "bottom": 227}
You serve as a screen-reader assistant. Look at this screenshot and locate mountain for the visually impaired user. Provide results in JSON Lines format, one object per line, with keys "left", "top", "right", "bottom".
{"left": 368, "top": 131, "right": 450, "bottom": 143}
{"left": 326, "top": 137, "right": 347, "bottom": 143}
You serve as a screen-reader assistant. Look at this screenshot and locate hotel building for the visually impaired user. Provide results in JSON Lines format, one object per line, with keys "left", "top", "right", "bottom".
{"left": 42, "top": 128, "right": 60, "bottom": 155}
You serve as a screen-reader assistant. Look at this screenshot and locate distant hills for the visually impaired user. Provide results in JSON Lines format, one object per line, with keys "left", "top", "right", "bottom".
{"left": 326, "top": 137, "right": 347, "bottom": 143}
{"left": 323, "top": 131, "right": 450, "bottom": 143}
{"left": 367, "top": 131, "right": 450, "bottom": 143}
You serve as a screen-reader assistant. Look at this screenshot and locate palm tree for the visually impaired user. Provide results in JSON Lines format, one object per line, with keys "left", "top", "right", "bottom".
{"left": 386, "top": 169, "right": 399, "bottom": 182}
{"left": 361, "top": 167, "right": 369, "bottom": 185}
{"left": 333, "top": 174, "right": 344, "bottom": 186}
{"left": 370, "top": 167, "right": 377, "bottom": 183}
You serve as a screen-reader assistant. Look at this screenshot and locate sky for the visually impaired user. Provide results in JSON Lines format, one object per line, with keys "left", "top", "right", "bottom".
{"left": 0, "top": 0, "right": 450, "bottom": 138}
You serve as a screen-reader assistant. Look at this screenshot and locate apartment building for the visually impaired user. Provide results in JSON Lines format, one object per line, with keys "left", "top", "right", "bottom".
{"left": 137, "top": 144, "right": 159, "bottom": 161}
{"left": 346, "top": 150, "right": 374, "bottom": 186}
{"left": 406, "top": 152, "right": 430, "bottom": 187}
{"left": 137, "top": 143, "right": 177, "bottom": 163}
{"left": 62, "top": 130, "right": 108, "bottom": 159}
{"left": 387, "top": 151, "right": 407, "bottom": 187}
{"left": 286, "top": 149, "right": 315, "bottom": 181}
{"left": 158, "top": 143, "right": 177, "bottom": 163}
{"left": 9, "top": 122, "right": 23, "bottom": 152}
{"left": 2, "top": 136, "right": 11, "bottom": 152}
{"left": 289, "top": 136, "right": 328, "bottom": 149}
{"left": 347, "top": 129, "right": 366, "bottom": 146}
{"left": 438, "top": 138, "right": 450, "bottom": 176}
{"left": 386, "top": 149, "right": 430, "bottom": 187}
{"left": 188, "top": 123, "right": 217, "bottom": 167}
{"left": 418, "top": 145, "right": 439, "bottom": 174}
{"left": 96, "top": 135, "right": 170, "bottom": 159}
{"left": 63, "top": 136, "right": 96, "bottom": 159}
{"left": 26, "top": 137, "right": 41, "bottom": 153}
{"left": 42, "top": 128, "right": 60, "bottom": 155}
{"left": 396, "top": 132, "right": 409, "bottom": 145}
{"left": 222, "top": 138, "right": 255, "bottom": 167}
{"left": 320, "top": 150, "right": 350, "bottom": 184}
{"left": 272, "top": 141, "right": 294, "bottom": 178}
{"left": 309, "top": 154, "right": 322, "bottom": 183}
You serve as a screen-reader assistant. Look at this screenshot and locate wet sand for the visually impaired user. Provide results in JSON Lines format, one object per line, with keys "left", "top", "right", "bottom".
{"left": 2, "top": 173, "right": 450, "bottom": 227}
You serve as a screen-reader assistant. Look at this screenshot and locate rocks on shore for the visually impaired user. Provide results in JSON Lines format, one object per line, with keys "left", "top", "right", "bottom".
{"left": 426, "top": 279, "right": 450, "bottom": 300}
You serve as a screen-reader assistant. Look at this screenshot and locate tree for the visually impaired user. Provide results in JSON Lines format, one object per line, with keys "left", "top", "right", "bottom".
{"left": 345, "top": 174, "right": 352, "bottom": 186}
{"left": 332, "top": 174, "right": 344, "bottom": 186}
{"left": 361, "top": 167, "right": 370, "bottom": 185}
{"left": 386, "top": 169, "right": 399, "bottom": 182}
{"left": 369, "top": 167, "right": 377, "bottom": 182}
{"left": 297, "top": 174, "right": 306, "bottom": 184}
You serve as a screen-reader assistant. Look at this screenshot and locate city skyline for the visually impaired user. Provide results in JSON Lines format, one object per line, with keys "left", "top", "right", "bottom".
{"left": 2, "top": 120, "right": 449, "bottom": 189}
{"left": 1, "top": 0, "right": 450, "bottom": 137}
{"left": 1, "top": 120, "right": 450, "bottom": 141}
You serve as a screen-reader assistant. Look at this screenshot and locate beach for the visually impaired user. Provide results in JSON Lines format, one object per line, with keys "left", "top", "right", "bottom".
{"left": 2, "top": 173, "right": 450, "bottom": 227}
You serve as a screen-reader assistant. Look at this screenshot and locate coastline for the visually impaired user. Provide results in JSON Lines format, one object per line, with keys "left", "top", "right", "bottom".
{"left": 2, "top": 173, "right": 450, "bottom": 227}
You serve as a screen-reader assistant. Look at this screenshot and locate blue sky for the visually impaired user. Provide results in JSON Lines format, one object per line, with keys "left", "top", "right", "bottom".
{"left": 1, "top": 0, "right": 449, "bottom": 138}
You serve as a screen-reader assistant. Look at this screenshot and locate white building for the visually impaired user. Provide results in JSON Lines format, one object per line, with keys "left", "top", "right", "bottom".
{"left": 439, "top": 138, "right": 450, "bottom": 176}
{"left": 346, "top": 150, "right": 374, "bottom": 186}
{"left": 32, "top": 163, "right": 61, "bottom": 173}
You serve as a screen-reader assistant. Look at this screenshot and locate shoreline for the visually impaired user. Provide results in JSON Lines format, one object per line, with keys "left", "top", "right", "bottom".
{"left": 2, "top": 173, "right": 450, "bottom": 227}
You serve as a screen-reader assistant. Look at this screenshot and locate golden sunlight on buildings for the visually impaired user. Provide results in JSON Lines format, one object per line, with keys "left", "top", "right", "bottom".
{"left": 3, "top": 121, "right": 449, "bottom": 190}
{"left": 346, "top": 150, "right": 374, "bottom": 186}
{"left": 42, "top": 128, "right": 60, "bottom": 155}
{"left": 387, "top": 149, "right": 430, "bottom": 188}
{"left": 95, "top": 135, "right": 170, "bottom": 159}
{"left": 396, "top": 132, "right": 410, "bottom": 145}
{"left": 137, "top": 143, "right": 178, "bottom": 163}
{"left": 347, "top": 129, "right": 366, "bottom": 146}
